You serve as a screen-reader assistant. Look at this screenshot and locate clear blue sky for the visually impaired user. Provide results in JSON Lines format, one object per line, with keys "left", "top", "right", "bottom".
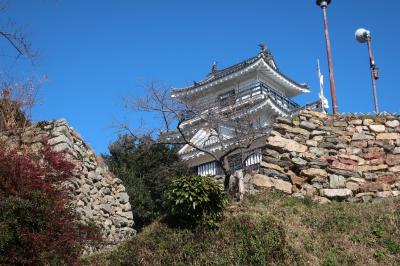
{"left": 2, "top": 0, "right": 399, "bottom": 154}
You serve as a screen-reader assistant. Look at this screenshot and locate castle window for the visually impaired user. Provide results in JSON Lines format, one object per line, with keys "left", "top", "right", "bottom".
{"left": 218, "top": 90, "right": 236, "bottom": 108}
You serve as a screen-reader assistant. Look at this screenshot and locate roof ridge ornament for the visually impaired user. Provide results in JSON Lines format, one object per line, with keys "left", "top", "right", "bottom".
{"left": 211, "top": 61, "right": 218, "bottom": 73}
{"left": 259, "top": 43, "right": 266, "bottom": 58}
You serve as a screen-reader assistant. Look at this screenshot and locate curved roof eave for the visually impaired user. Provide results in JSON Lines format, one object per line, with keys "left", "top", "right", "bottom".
{"left": 171, "top": 57, "right": 309, "bottom": 98}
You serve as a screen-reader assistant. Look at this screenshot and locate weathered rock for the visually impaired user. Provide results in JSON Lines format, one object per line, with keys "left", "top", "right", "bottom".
{"left": 385, "top": 120, "right": 400, "bottom": 128}
{"left": 320, "top": 189, "right": 352, "bottom": 199}
{"left": 289, "top": 173, "right": 305, "bottom": 186}
{"left": 260, "top": 168, "right": 290, "bottom": 182}
{"left": 252, "top": 174, "right": 273, "bottom": 188}
{"left": 267, "top": 135, "right": 308, "bottom": 153}
{"left": 352, "top": 133, "right": 374, "bottom": 141}
{"left": 329, "top": 175, "right": 346, "bottom": 188}
{"left": 252, "top": 174, "right": 292, "bottom": 194}
{"left": 263, "top": 149, "right": 281, "bottom": 159}
{"left": 306, "top": 140, "right": 318, "bottom": 147}
{"left": 376, "top": 191, "right": 392, "bottom": 198}
{"left": 301, "top": 168, "right": 328, "bottom": 178}
{"left": 377, "top": 174, "right": 399, "bottom": 184}
{"left": 389, "top": 166, "right": 400, "bottom": 172}
{"left": 274, "top": 123, "right": 310, "bottom": 137}
{"left": 376, "top": 133, "right": 400, "bottom": 140}
{"left": 331, "top": 160, "right": 357, "bottom": 171}
{"left": 360, "top": 182, "right": 391, "bottom": 192}
{"left": 276, "top": 117, "right": 292, "bottom": 125}
{"left": 260, "top": 161, "right": 285, "bottom": 173}
{"left": 369, "top": 124, "right": 386, "bottom": 133}
{"left": 386, "top": 154, "right": 400, "bottom": 166}
{"left": 313, "top": 196, "right": 330, "bottom": 204}
{"left": 309, "top": 159, "right": 329, "bottom": 168}
{"left": 271, "top": 178, "right": 293, "bottom": 194}
{"left": 349, "top": 119, "right": 363, "bottom": 125}
{"left": 300, "top": 121, "right": 317, "bottom": 131}
{"left": 117, "top": 193, "right": 130, "bottom": 204}
{"left": 333, "top": 121, "right": 348, "bottom": 127}
{"left": 346, "top": 182, "right": 360, "bottom": 191}
{"left": 311, "top": 130, "right": 327, "bottom": 136}
{"left": 309, "top": 147, "right": 327, "bottom": 156}
{"left": 363, "top": 119, "right": 374, "bottom": 126}
{"left": 357, "top": 164, "right": 388, "bottom": 172}
{"left": 263, "top": 156, "right": 293, "bottom": 169}
{"left": 320, "top": 142, "right": 337, "bottom": 149}
{"left": 291, "top": 157, "right": 307, "bottom": 166}
{"left": 363, "top": 151, "right": 385, "bottom": 160}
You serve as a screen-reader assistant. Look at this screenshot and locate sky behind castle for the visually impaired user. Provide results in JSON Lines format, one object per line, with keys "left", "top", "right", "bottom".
{"left": 2, "top": 0, "right": 400, "bottom": 153}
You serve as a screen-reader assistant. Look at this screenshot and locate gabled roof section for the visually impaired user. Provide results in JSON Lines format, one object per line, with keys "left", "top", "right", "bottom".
{"left": 171, "top": 44, "right": 309, "bottom": 98}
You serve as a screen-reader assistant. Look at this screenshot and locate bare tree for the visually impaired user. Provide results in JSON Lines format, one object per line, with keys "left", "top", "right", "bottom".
{"left": 124, "top": 81, "right": 270, "bottom": 192}
{"left": 0, "top": 1, "right": 37, "bottom": 61}
{"left": 0, "top": 2, "right": 40, "bottom": 133}
{"left": 0, "top": 76, "right": 44, "bottom": 132}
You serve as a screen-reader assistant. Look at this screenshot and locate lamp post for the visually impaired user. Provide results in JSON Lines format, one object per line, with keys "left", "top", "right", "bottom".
{"left": 316, "top": 0, "right": 339, "bottom": 114}
{"left": 355, "top": 28, "right": 380, "bottom": 114}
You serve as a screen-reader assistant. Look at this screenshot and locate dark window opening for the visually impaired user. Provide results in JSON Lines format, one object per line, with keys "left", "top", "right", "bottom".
{"left": 218, "top": 90, "right": 236, "bottom": 108}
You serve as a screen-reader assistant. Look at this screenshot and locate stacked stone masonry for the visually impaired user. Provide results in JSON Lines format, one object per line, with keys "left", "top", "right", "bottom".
{"left": 250, "top": 110, "right": 400, "bottom": 203}
{"left": 0, "top": 119, "right": 135, "bottom": 243}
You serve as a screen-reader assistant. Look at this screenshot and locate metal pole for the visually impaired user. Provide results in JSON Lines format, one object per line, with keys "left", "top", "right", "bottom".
{"left": 321, "top": 5, "right": 339, "bottom": 114}
{"left": 366, "top": 37, "right": 379, "bottom": 114}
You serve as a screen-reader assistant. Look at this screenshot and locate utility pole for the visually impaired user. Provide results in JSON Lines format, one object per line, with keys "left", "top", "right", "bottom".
{"left": 356, "top": 28, "right": 380, "bottom": 114}
{"left": 316, "top": 0, "right": 339, "bottom": 114}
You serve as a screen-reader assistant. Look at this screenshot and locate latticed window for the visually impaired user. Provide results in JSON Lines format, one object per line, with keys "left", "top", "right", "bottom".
{"left": 244, "top": 149, "right": 262, "bottom": 166}
{"left": 228, "top": 153, "right": 242, "bottom": 173}
{"left": 197, "top": 161, "right": 223, "bottom": 176}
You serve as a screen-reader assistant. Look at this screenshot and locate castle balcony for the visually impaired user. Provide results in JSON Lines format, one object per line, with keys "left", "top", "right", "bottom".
{"left": 180, "top": 81, "right": 301, "bottom": 126}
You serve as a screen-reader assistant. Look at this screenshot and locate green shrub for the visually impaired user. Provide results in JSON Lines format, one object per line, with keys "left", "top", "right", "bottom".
{"left": 103, "top": 134, "right": 191, "bottom": 229}
{"left": 165, "top": 175, "right": 228, "bottom": 228}
{"left": 373, "top": 250, "right": 386, "bottom": 262}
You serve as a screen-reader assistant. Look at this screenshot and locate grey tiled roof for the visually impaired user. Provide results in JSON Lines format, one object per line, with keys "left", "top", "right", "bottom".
{"left": 172, "top": 50, "right": 309, "bottom": 94}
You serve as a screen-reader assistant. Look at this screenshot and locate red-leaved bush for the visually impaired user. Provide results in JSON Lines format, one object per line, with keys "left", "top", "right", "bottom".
{"left": 0, "top": 144, "right": 100, "bottom": 265}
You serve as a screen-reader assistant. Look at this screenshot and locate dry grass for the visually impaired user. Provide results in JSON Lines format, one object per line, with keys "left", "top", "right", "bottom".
{"left": 83, "top": 190, "right": 400, "bottom": 266}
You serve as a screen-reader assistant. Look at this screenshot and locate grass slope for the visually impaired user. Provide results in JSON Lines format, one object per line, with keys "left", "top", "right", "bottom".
{"left": 84, "top": 190, "right": 400, "bottom": 266}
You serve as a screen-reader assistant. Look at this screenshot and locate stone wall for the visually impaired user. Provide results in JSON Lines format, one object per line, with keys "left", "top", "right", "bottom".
{"left": 249, "top": 110, "right": 400, "bottom": 203}
{"left": 0, "top": 119, "right": 135, "bottom": 243}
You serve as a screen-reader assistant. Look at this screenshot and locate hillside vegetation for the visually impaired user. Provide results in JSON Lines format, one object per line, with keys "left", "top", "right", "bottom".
{"left": 84, "top": 190, "right": 400, "bottom": 266}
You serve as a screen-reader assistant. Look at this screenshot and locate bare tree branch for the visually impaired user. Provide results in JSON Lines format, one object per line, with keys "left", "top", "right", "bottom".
{"left": 123, "top": 81, "right": 270, "bottom": 192}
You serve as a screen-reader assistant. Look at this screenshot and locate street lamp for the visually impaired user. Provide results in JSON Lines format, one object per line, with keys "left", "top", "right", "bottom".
{"left": 316, "top": 0, "right": 339, "bottom": 114}
{"left": 355, "top": 28, "right": 380, "bottom": 114}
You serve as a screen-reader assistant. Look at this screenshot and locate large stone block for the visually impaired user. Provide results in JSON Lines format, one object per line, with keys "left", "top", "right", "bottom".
{"left": 369, "top": 124, "right": 386, "bottom": 133}
{"left": 386, "top": 154, "right": 400, "bottom": 166}
{"left": 352, "top": 133, "right": 374, "bottom": 141}
{"left": 385, "top": 120, "right": 400, "bottom": 128}
{"left": 252, "top": 174, "right": 292, "bottom": 194}
{"left": 301, "top": 168, "right": 328, "bottom": 178}
{"left": 300, "top": 121, "right": 317, "bottom": 131}
{"left": 267, "top": 135, "right": 308, "bottom": 153}
{"left": 360, "top": 182, "right": 391, "bottom": 192}
{"left": 329, "top": 175, "right": 346, "bottom": 188}
{"left": 320, "top": 188, "right": 352, "bottom": 199}
{"left": 376, "top": 133, "right": 400, "bottom": 140}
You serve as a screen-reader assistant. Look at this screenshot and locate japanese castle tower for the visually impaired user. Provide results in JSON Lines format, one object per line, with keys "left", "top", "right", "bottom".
{"left": 169, "top": 44, "right": 312, "bottom": 176}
